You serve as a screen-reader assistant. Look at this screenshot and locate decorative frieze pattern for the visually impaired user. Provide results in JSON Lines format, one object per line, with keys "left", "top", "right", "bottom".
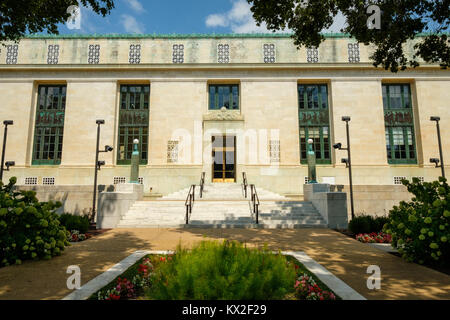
{"left": 348, "top": 43, "right": 360, "bottom": 63}
{"left": 307, "top": 47, "right": 319, "bottom": 63}
{"left": 129, "top": 44, "right": 141, "bottom": 64}
{"left": 167, "top": 140, "right": 179, "bottom": 163}
{"left": 88, "top": 44, "right": 100, "bottom": 64}
{"left": 218, "top": 44, "right": 230, "bottom": 63}
{"left": 172, "top": 44, "right": 184, "bottom": 64}
{"left": 47, "top": 45, "right": 59, "bottom": 65}
{"left": 6, "top": 45, "right": 18, "bottom": 64}
{"left": 269, "top": 140, "right": 280, "bottom": 163}
{"left": 263, "top": 44, "right": 276, "bottom": 63}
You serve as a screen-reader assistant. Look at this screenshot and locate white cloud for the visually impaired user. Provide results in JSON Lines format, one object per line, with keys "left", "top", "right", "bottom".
{"left": 205, "top": 0, "right": 277, "bottom": 33}
{"left": 206, "top": 14, "right": 229, "bottom": 28}
{"left": 125, "top": 0, "right": 145, "bottom": 13}
{"left": 121, "top": 14, "right": 145, "bottom": 33}
{"left": 206, "top": 0, "right": 347, "bottom": 34}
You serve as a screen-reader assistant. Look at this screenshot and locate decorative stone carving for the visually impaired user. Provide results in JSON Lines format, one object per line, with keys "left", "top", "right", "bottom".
{"left": 6, "top": 45, "right": 18, "bottom": 64}
{"left": 203, "top": 107, "right": 244, "bottom": 121}
{"left": 129, "top": 44, "right": 141, "bottom": 64}
{"left": 348, "top": 43, "right": 360, "bottom": 63}
{"left": 218, "top": 44, "right": 230, "bottom": 63}
{"left": 263, "top": 43, "right": 276, "bottom": 63}
{"left": 307, "top": 47, "right": 319, "bottom": 63}
{"left": 47, "top": 45, "right": 59, "bottom": 65}
{"left": 88, "top": 44, "right": 100, "bottom": 64}
{"left": 173, "top": 44, "right": 184, "bottom": 64}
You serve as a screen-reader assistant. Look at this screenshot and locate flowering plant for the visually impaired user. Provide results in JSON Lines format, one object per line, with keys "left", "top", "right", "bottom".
{"left": 97, "top": 256, "right": 159, "bottom": 300}
{"left": 98, "top": 288, "right": 121, "bottom": 300}
{"left": 356, "top": 232, "right": 392, "bottom": 243}
{"left": 294, "top": 273, "right": 336, "bottom": 300}
{"left": 67, "top": 230, "right": 91, "bottom": 242}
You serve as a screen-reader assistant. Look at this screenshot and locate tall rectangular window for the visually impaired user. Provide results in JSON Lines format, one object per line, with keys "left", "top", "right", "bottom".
{"left": 32, "top": 85, "right": 66, "bottom": 165}
{"left": 298, "top": 84, "right": 331, "bottom": 164}
{"left": 382, "top": 84, "right": 417, "bottom": 164}
{"left": 117, "top": 85, "right": 150, "bottom": 165}
{"left": 209, "top": 84, "right": 239, "bottom": 110}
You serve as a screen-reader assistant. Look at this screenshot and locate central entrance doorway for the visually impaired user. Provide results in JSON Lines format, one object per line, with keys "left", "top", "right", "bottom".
{"left": 212, "top": 135, "right": 236, "bottom": 183}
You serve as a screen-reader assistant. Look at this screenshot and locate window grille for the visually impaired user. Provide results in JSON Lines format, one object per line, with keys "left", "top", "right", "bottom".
{"left": 24, "top": 177, "right": 38, "bottom": 185}
{"left": 263, "top": 44, "right": 276, "bottom": 63}
{"left": 307, "top": 47, "right": 319, "bottom": 63}
{"left": 167, "top": 141, "right": 179, "bottom": 163}
{"left": 88, "top": 44, "right": 100, "bottom": 64}
{"left": 47, "top": 45, "right": 59, "bottom": 64}
{"left": 218, "top": 44, "right": 230, "bottom": 63}
{"left": 42, "top": 177, "right": 55, "bottom": 185}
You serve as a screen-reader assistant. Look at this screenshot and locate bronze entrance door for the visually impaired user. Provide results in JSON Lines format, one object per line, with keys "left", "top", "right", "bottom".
{"left": 212, "top": 135, "right": 236, "bottom": 183}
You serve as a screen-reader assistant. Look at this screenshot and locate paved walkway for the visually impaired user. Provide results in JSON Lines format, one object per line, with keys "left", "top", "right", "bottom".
{"left": 0, "top": 228, "right": 449, "bottom": 300}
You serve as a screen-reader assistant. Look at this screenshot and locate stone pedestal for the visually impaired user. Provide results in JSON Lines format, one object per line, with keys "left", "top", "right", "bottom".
{"left": 96, "top": 183, "right": 144, "bottom": 229}
{"left": 304, "top": 183, "right": 348, "bottom": 229}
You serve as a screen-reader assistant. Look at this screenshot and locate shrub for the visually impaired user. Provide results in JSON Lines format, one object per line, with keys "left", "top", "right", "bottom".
{"left": 349, "top": 215, "right": 389, "bottom": 234}
{"left": 349, "top": 215, "right": 372, "bottom": 234}
{"left": 372, "top": 216, "right": 390, "bottom": 233}
{"left": 0, "top": 177, "right": 70, "bottom": 267}
{"left": 148, "top": 240, "right": 296, "bottom": 300}
{"left": 384, "top": 177, "right": 450, "bottom": 266}
{"left": 58, "top": 214, "right": 90, "bottom": 234}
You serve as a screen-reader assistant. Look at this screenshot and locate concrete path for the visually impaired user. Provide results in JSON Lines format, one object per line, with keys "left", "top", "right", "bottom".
{"left": 0, "top": 228, "right": 449, "bottom": 300}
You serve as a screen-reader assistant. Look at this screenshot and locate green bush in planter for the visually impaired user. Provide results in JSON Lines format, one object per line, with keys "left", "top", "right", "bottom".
{"left": 0, "top": 177, "right": 70, "bottom": 267}
{"left": 148, "top": 240, "right": 296, "bottom": 300}
{"left": 384, "top": 177, "right": 450, "bottom": 266}
{"left": 58, "top": 214, "right": 90, "bottom": 234}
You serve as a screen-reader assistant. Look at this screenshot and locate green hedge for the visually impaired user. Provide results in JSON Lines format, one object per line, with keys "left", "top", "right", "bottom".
{"left": 0, "top": 177, "right": 70, "bottom": 267}
{"left": 349, "top": 215, "right": 390, "bottom": 234}
{"left": 58, "top": 214, "right": 90, "bottom": 234}
{"left": 384, "top": 177, "right": 449, "bottom": 266}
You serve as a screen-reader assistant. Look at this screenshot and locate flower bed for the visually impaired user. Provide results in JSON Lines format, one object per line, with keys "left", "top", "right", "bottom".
{"left": 91, "top": 241, "right": 339, "bottom": 301}
{"left": 67, "top": 230, "right": 92, "bottom": 243}
{"left": 356, "top": 232, "right": 392, "bottom": 244}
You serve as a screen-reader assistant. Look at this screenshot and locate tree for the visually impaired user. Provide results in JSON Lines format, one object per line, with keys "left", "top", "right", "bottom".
{"left": 248, "top": 0, "right": 449, "bottom": 72}
{"left": 0, "top": 0, "right": 115, "bottom": 42}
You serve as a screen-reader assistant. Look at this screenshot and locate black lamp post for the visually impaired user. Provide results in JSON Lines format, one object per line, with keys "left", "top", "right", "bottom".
{"left": 333, "top": 116, "right": 355, "bottom": 220}
{"left": 430, "top": 116, "right": 445, "bottom": 179}
{"left": 0, "top": 120, "right": 14, "bottom": 182}
{"left": 91, "top": 120, "right": 113, "bottom": 223}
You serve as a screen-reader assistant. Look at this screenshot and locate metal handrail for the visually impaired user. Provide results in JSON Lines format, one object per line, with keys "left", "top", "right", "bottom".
{"left": 199, "top": 172, "right": 205, "bottom": 198}
{"left": 185, "top": 184, "right": 196, "bottom": 224}
{"left": 242, "top": 172, "right": 248, "bottom": 198}
{"left": 250, "top": 184, "right": 260, "bottom": 224}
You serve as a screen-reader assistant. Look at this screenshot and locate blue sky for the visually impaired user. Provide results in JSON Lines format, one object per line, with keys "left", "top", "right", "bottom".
{"left": 59, "top": 0, "right": 346, "bottom": 35}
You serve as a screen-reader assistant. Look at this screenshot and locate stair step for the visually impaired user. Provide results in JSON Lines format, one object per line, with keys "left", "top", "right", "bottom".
{"left": 118, "top": 183, "right": 326, "bottom": 229}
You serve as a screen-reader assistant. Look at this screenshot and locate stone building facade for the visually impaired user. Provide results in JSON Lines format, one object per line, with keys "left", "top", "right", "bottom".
{"left": 0, "top": 34, "right": 448, "bottom": 215}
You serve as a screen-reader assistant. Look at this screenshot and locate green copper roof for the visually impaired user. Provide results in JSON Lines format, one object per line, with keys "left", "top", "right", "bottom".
{"left": 23, "top": 32, "right": 444, "bottom": 40}
{"left": 24, "top": 33, "right": 352, "bottom": 40}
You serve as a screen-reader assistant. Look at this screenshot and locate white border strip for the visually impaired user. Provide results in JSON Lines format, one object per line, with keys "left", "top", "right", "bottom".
{"left": 63, "top": 250, "right": 365, "bottom": 300}
{"left": 284, "top": 251, "right": 366, "bottom": 300}
{"left": 62, "top": 250, "right": 174, "bottom": 300}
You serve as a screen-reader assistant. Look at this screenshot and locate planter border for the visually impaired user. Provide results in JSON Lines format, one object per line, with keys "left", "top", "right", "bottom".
{"left": 62, "top": 250, "right": 366, "bottom": 301}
